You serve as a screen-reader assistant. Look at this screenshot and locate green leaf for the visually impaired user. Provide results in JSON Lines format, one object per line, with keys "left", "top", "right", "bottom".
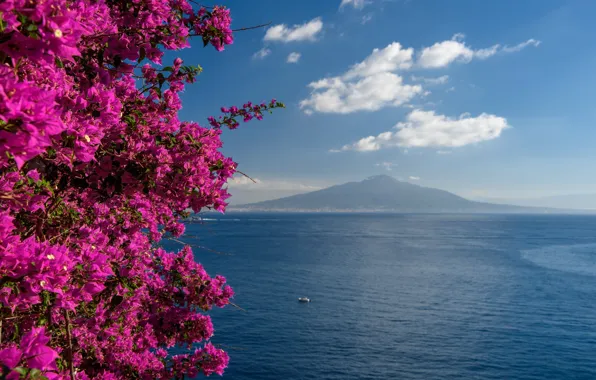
{"left": 29, "top": 368, "right": 47, "bottom": 380}
{"left": 38, "top": 315, "right": 48, "bottom": 325}
{"left": 13, "top": 367, "right": 28, "bottom": 376}
{"left": 123, "top": 115, "right": 136, "bottom": 126}
{"left": 17, "top": 13, "right": 27, "bottom": 24}
{"left": 0, "top": 12, "right": 6, "bottom": 33}
{"left": 157, "top": 73, "right": 165, "bottom": 87}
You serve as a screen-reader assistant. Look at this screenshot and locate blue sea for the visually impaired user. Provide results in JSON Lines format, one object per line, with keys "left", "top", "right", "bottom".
{"left": 173, "top": 213, "right": 596, "bottom": 379}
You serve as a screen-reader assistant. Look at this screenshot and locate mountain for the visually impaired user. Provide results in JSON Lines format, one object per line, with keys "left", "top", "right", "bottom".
{"left": 230, "top": 175, "right": 555, "bottom": 213}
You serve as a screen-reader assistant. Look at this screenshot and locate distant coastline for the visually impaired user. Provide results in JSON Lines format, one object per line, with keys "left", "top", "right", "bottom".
{"left": 226, "top": 175, "right": 596, "bottom": 215}
{"left": 225, "top": 207, "right": 594, "bottom": 215}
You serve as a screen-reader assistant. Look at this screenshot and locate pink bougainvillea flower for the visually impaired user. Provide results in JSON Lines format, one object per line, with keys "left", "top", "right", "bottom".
{"left": 0, "top": 1, "right": 284, "bottom": 378}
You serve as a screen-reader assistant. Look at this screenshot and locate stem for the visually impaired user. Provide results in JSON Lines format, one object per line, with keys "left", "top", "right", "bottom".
{"left": 235, "top": 170, "right": 257, "bottom": 183}
{"left": 231, "top": 22, "right": 271, "bottom": 32}
{"left": 228, "top": 302, "right": 246, "bottom": 312}
{"left": 0, "top": 317, "right": 3, "bottom": 344}
{"left": 64, "top": 310, "right": 75, "bottom": 380}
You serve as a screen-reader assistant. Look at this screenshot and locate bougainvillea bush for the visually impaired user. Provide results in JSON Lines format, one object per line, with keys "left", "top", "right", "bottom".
{"left": 0, "top": 1, "right": 282, "bottom": 378}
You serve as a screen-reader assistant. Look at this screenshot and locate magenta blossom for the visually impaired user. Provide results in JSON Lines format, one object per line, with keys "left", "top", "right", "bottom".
{"left": 0, "top": 1, "right": 283, "bottom": 378}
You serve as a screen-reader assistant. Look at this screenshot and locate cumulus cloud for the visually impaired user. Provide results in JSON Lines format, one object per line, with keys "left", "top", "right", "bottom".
{"left": 252, "top": 47, "right": 271, "bottom": 60}
{"left": 337, "top": 109, "right": 510, "bottom": 151}
{"left": 300, "top": 72, "right": 422, "bottom": 114}
{"left": 300, "top": 43, "right": 420, "bottom": 114}
{"left": 287, "top": 52, "right": 301, "bottom": 63}
{"left": 345, "top": 42, "right": 414, "bottom": 78}
{"left": 264, "top": 18, "right": 323, "bottom": 42}
{"left": 339, "top": 0, "right": 368, "bottom": 9}
{"left": 417, "top": 34, "right": 540, "bottom": 69}
{"left": 417, "top": 35, "right": 474, "bottom": 68}
{"left": 409, "top": 176, "right": 420, "bottom": 180}
{"left": 411, "top": 75, "right": 449, "bottom": 85}
{"left": 301, "top": 35, "right": 539, "bottom": 114}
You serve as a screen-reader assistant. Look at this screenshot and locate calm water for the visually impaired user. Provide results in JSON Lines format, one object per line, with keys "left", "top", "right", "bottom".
{"left": 172, "top": 214, "right": 596, "bottom": 379}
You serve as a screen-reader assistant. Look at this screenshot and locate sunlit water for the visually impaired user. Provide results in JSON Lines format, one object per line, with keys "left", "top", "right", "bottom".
{"left": 168, "top": 213, "right": 596, "bottom": 379}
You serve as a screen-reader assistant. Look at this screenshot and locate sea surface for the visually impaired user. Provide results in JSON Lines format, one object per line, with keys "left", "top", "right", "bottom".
{"left": 170, "top": 213, "right": 596, "bottom": 379}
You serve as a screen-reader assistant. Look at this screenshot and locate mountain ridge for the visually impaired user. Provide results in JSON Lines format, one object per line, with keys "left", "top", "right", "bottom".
{"left": 229, "top": 175, "right": 567, "bottom": 213}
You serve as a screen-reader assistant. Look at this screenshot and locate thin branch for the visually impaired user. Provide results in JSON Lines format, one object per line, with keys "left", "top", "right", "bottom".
{"left": 64, "top": 310, "right": 76, "bottom": 380}
{"left": 229, "top": 302, "right": 246, "bottom": 312}
{"left": 2, "top": 316, "right": 21, "bottom": 320}
{"left": 232, "top": 22, "right": 271, "bottom": 32}
{"left": 187, "top": 0, "right": 214, "bottom": 9}
{"left": 235, "top": 170, "right": 257, "bottom": 184}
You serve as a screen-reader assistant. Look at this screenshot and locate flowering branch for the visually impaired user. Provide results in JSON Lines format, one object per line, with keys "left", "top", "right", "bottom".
{"left": 0, "top": 0, "right": 281, "bottom": 378}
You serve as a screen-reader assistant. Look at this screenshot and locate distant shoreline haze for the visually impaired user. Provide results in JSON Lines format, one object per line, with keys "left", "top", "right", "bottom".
{"left": 226, "top": 175, "right": 595, "bottom": 214}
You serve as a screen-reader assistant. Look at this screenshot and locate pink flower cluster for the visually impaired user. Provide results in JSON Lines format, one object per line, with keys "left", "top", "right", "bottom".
{"left": 0, "top": 0, "right": 283, "bottom": 378}
{"left": 0, "top": 327, "right": 59, "bottom": 379}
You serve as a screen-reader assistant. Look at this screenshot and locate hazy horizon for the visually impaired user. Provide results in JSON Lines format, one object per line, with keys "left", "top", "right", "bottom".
{"left": 227, "top": 173, "right": 596, "bottom": 207}
{"left": 227, "top": 175, "right": 596, "bottom": 211}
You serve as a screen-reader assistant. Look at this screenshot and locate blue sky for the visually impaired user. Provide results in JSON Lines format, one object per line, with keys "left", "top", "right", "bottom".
{"left": 170, "top": 0, "right": 596, "bottom": 204}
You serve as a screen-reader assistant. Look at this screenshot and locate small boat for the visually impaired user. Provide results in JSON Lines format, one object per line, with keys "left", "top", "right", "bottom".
{"left": 298, "top": 297, "right": 310, "bottom": 303}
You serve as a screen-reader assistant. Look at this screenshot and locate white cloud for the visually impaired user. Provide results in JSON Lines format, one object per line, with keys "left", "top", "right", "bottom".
{"left": 340, "top": 0, "right": 368, "bottom": 9}
{"left": 446, "top": 86, "right": 455, "bottom": 92}
{"left": 376, "top": 162, "right": 398, "bottom": 171}
{"left": 361, "top": 13, "right": 373, "bottom": 24}
{"left": 301, "top": 35, "right": 539, "bottom": 114}
{"left": 338, "top": 109, "right": 510, "bottom": 151}
{"left": 227, "top": 176, "right": 326, "bottom": 205}
{"left": 411, "top": 75, "right": 449, "bottom": 85}
{"left": 300, "top": 72, "right": 422, "bottom": 114}
{"left": 229, "top": 176, "right": 261, "bottom": 186}
{"left": 345, "top": 42, "right": 414, "bottom": 78}
{"left": 436, "top": 150, "right": 452, "bottom": 154}
{"left": 300, "top": 42, "right": 420, "bottom": 114}
{"left": 229, "top": 176, "right": 321, "bottom": 192}
{"left": 417, "top": 34, "right": 541, "bottom": 69}
{"left": 287, "top": 52, "right": 301, "bottom": 63}
{"left": 409, "top": 176, "right": 420, "bottom": 180}
{"left": 474, "top": 44, "right": 501, "bottom": 59}
{"left": 502, "top": 38, "right": 541, "bottom": 53}
{"left": 264, "top": 18, "right": 323, "bottom": 43}
{"left": 417, "top": 35, "right": 475, "bottom": 68}
{"left": 252, "top": 47, "right": 271, "bottom": 60}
